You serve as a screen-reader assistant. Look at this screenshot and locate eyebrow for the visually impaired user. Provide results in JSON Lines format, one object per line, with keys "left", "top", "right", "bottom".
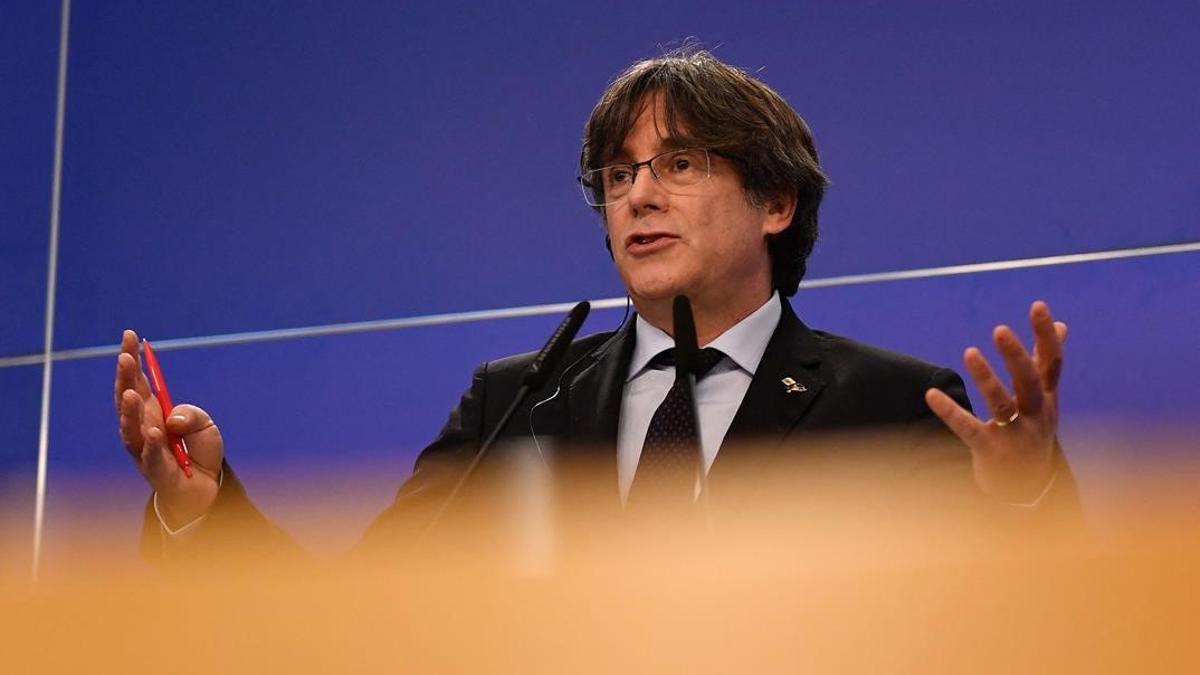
{"left": 610, "top": 136, "right": 690, "bottom": 163}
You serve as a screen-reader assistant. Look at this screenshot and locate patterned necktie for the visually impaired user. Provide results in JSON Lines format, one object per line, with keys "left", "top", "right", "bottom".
{"left": 627, "top": 347, "right": 727, "bottom": 510}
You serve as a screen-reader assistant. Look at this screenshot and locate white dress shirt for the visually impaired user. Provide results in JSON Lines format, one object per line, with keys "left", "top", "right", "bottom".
{"left": 616, "top": 292, "right": 781, "bottom": 502}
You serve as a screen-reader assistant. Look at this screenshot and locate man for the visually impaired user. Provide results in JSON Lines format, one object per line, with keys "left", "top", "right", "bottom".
{"left": 115, "top": 49, "right": 1075, "bottom": 558}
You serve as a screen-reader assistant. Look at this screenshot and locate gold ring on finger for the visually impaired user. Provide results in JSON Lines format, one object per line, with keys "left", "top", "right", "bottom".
{"left": 994, "top": 410, "right": 1020, "bottom": 427}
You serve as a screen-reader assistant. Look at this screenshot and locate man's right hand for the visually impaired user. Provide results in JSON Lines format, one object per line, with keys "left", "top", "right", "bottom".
{"left": 115, "top": 329, "right": 223, "bottom": 530}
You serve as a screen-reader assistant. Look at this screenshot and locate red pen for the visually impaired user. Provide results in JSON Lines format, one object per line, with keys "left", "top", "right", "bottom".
{"left": 142, "top": 339, "right": 193, "bottom": 478}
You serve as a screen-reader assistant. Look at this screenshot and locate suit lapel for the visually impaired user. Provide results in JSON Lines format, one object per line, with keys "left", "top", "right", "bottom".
{"left": 563, "top": 320, "right": 635, "bottom": 451}
{"left": 541, "top": 320, "right": 634, "bottom": 509}
{"left": 715, "top": 298, "right": 826, "bottom": 466}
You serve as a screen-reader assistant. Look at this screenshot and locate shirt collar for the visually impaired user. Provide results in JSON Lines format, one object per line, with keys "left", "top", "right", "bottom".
{"left": 627, "top": 291, "right": 782, "bottom": 381}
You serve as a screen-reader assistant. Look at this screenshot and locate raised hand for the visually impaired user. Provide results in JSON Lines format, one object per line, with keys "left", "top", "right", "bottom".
{"left": 924, "top": 301, "right": 1067, "bottom": 504}
{"left": 114, "top": 329, "right": 223, "bottom": 528}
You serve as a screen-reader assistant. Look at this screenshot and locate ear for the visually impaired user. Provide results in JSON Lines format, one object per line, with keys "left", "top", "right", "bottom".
{"left": 761, "top": 192, "right": 797, "bottom": 236}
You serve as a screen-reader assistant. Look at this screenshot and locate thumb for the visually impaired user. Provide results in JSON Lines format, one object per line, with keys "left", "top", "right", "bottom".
{"left": 164, "top": 403, "right": 215, "bottom": 436}
{"left": 163, "top": 403, "right": 223, "bottom": 472}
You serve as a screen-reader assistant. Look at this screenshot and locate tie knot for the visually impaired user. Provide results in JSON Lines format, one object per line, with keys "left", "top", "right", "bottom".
{"left": 651, "top": 347, "right": 726, "bottom": 379}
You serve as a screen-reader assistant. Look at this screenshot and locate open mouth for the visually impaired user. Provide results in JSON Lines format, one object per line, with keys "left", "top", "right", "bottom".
{"left": 626, "top": 232, "right": 677, "bottom": 250}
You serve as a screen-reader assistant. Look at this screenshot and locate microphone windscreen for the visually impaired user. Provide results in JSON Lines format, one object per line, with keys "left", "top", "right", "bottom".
{"left": 672, "top": 295, "right": 698, "bottom": 380}
{"left": 520, "top": 301, "right": 591, "bottom": 389}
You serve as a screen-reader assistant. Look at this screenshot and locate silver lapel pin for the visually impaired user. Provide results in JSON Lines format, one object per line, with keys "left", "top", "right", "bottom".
{"left": 781, "top": 377, "right": 806, "bottom": 394}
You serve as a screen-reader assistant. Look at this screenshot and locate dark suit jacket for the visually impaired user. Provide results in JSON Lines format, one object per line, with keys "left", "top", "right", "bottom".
{"left": 143, "top": 296, "right": 1080, "bottom": 561}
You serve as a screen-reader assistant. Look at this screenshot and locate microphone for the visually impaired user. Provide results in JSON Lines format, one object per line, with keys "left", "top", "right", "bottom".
{"left": 672, "top": 294, "right": 713, "bottom": 518}
{"left": 425, "top": 301, "right": 591, "bottom": 534}
{"left": 522, "top": 301, "right": 591, "bottom": 389}
{"left": 672, "top": 294, "right": 698, "bottom": 381}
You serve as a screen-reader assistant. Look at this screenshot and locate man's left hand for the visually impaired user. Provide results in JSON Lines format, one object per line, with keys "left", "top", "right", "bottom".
{"left": 925, "top": 300, "right": 1067, "bottom": 504}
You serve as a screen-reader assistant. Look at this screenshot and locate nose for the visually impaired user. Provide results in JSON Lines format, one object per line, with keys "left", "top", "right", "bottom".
{"left": 625, "top": 163, "right": 666, "bottom": 215}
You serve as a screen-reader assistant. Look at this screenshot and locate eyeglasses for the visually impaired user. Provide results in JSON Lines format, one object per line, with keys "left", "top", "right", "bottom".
{"left": 578, "top": 148, "right": 716, "bottom": 207}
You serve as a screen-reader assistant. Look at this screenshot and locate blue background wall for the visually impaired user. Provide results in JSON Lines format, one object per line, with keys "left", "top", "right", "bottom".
{"left": 3, "top": 0, "right": 1197, "bottom": 571}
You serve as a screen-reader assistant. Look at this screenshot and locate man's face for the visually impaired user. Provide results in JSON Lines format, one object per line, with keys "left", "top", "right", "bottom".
{"left": 603, "top": 95, "right": 791, "bottom": 313}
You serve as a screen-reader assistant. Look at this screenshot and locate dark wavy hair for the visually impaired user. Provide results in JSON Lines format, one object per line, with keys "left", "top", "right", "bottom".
{"left": 580, "top": 48, "right": 828, "bottom": 296}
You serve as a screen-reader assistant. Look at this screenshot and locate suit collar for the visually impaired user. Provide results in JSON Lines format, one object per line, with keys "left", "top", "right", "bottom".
{"left": 561, "top": 295, "right": 826, "bottom": 448}
{"left": 625, "top": 291, "right": 783, "bottom": 381}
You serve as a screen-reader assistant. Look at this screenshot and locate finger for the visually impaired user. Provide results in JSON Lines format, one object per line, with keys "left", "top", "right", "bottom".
{"left": 114, "top": 333, "right": 131, "bottom": 412}
{"left": 119, "top": 389, "right": 146, "bottom": 457}
{"left": 121, "top": 328, "right": 141, "bottom": 359}
{"left": 164, "top": 404, "right": 216, "bottom": 437}
{"left": 113, "top": 331, "right": 152, "bottom": 411}
{"left": 141, "top": 426, "right": 178, "bottom": 486}
{"left": 1029, "top": 301, "right": 1064, "bottom": 392}
{"left": 962, "top": 347, "right": 1017, "bottom": 422}
{"left": 114, "top": 353, "right": 149, "bottom": 411}
{"left": 113, "top": 346, "right": 122, "bottom": 413}
{"left": 993, "top": 325, "right": 1044, "bottom": 416}
{"left": 124, "top": 330, "right": 152, "bottom": 398}
{"left": 925, "top": 388, "right": 987, "bottom": 448}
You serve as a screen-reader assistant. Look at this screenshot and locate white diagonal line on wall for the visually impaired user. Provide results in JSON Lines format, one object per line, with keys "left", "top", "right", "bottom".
{"left": 2, "top": 240, "right": 1197, "bottom": 370}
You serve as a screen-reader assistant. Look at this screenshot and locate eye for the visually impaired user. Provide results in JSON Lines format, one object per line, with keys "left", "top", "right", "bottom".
{"left": 666, "top": 150, "right": 701, "bottom": 173}
{"left": 605, "top": 167, "right": 633, "bottom": 185}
